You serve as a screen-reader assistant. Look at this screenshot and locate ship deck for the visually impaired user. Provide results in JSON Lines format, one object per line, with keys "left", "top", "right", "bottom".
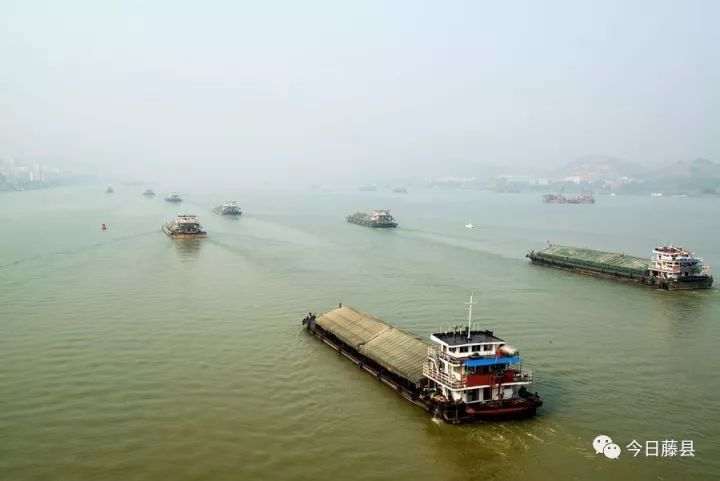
{"left": 532, "top": 244, "right": 648, "bottom": 275}
{"left": 313, "top": 306, "right": 428, "bottom": 386}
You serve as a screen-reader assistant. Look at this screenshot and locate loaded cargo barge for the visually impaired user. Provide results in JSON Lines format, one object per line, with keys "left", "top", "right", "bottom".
{"left": 527, "top": 244, "right": 713, "bottom": 290}
{"left": 346, "top": 209, "right": 398, "bottom": 228}
{"left": 302, "top": 298, "right": 541, "bottom": 423}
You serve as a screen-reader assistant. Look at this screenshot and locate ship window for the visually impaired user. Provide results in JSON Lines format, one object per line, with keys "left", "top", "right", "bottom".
{"left": 460, "top": 346, "right": 469, "bottom": 353}
{"left": 466, "top": 389, "right": 480, "bottom": 402}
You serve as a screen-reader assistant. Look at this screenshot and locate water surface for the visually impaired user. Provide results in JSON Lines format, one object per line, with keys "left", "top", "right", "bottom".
{"left": 1, "top": 186, "right": 718, "bottom": 481}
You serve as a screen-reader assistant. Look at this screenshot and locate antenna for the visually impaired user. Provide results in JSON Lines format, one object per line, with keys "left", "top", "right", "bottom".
{"left": 465, "top": 293, "right": 477, "bottom": 339}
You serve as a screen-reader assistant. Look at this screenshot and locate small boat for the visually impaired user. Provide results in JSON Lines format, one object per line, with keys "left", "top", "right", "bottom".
{"left": 164, "top": 192, "right": 182, "bottom": 203}
{"left": 106, "top": 186, "right": 114, "bottom": 194}
{"left": 143, "top": 189, "right": 156, "bottom": 197}
{"left": 213, "top": 201, "right": 242, "bottom": 216}
{"left": 392, "top": 187, "right": 408, "bottom": 194}
{"left": 162, "top": 215, "right": 207, "bottom": 239}
{"left": 651, "top": 192, "right": 663, "bottom": 197}
{"left": 465, "top": 223, "right": 474, "bottom": 229}
{"left": 101, "top": 223, "right": 107, "bottom": 230}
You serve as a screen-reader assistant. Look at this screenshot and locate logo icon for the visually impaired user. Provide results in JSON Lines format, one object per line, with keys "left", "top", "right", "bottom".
{"left": 603, "top": 443, "right": 621, "bottom": 459}
{"left": 593, "top": 434, "right": 621, "bottom": 459}
{"left": 593, "top": 434, "right": 613, "bottom": 454}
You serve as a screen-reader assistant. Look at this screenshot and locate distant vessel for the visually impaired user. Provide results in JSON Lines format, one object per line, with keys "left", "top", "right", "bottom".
{"left": 164, "top": 192, "right": 182, "bottom": 203}
{"left": 302, "top": 296, "right": 542, "bottom": 423}
{"left": 465, "top": 222, "right": 475, "bottom": 229}
{"left": 213, "top": 201, "right": 242, "bottom": 216}
{"left": 542, "top": 192, "right": 595, "bottom": 204}
{"left": 101, "top": 223, "right": 107, "bottom": 231}
{"left": 106, "top": 186, "right": 114, "bottom": 193}
{"left": 162, "top": 215, "right": 207, "bottom": 239}
{"left": 347, "top": 209, "right": 398, "bottom": 228}
{"left": 392, "top": 187, "right": 408, "bottom": 194}
{"left": 143, "top": 189, "right": 156, "bottom": 197}
{"left": 358, "top": 184, "right": 377, "bottom": 192}
{"left": 527, "top": 244, "right": 713, "bottom": 290}
{"left": 651, "top": 192, "right": 663, "bottom": 197}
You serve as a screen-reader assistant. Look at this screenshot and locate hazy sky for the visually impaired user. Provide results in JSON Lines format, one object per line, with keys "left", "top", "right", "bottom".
{"left": 1, "top": 0, "right": 718, "bottom": 184}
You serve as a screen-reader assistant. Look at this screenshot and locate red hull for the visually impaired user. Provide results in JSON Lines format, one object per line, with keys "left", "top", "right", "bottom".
{"left": 464, "top": 401, "right": 540, "bottom": 420}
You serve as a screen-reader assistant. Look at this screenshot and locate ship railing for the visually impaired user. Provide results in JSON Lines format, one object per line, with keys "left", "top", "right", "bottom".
{"left": 423, "top": 364, "right": 466, "bottom": 389}
{"left": 512, "top": 371, "right": 533, "bottom": 383}
{"left": 428, "top": 346, "right": 463, "bottom": 365}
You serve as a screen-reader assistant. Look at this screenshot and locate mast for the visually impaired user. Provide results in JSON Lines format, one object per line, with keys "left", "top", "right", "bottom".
{"left": 465, "top": 294, "right": 477, "bottom": 339}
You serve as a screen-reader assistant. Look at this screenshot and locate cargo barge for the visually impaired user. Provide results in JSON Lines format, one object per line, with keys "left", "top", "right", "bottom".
{"left": 527, "top": 244, "right": 713, "bottom": 290}
{"left": 302, "top": 298, "right": 541, "bottom": 423}
{"left": 164, "top": 192, "right": 182, "bottom": 203}
{"left": 346, "top": 209, "right": 398, "bottom": 228}
{"left": 213, "top": 201, "right": 242, "bottom": 216}
{"left": 542, "top": 192, "right": 595, "bottom": 204}
{"left": 162, "top": 214, "right": 207, "bottom": 239}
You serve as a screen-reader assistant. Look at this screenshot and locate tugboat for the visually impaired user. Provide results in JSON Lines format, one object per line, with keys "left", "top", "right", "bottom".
{"left": 162, "top": 215, "right": 207, "bottom": 239}
{"left": 106, "top": 186, "right": 114, "bottom": 193}
{"left": 143, "top": 189, "right": 156, "bottom": 197}
{"left": 346, "top": 209, "right": 398, "bottom": 228}
{"left": 213, "top": 201, "right": 242, "bottom": 216}
{"left": 302, "top": 295, "right": 541, "bottom": 423}
{"left": 164, "top": 192, "right": 182, "bottom": 203}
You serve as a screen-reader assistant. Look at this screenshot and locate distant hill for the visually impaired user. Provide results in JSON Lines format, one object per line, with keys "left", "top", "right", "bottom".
{"left": 647, "top": 157, "right": 720, "bottom": 180}
{"left": 642, "top": 158, "right": 720, "bottom": 195}
{"left": 551, "top": 155, "right": 644, "bottom": 182}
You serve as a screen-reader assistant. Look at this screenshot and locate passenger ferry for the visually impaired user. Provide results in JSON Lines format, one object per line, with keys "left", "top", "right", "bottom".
{"left": 162, "top": 215, "right": 207, "bottom": 239}
{"left": 213, "top": 201, "right": 242, "bottom": 216}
